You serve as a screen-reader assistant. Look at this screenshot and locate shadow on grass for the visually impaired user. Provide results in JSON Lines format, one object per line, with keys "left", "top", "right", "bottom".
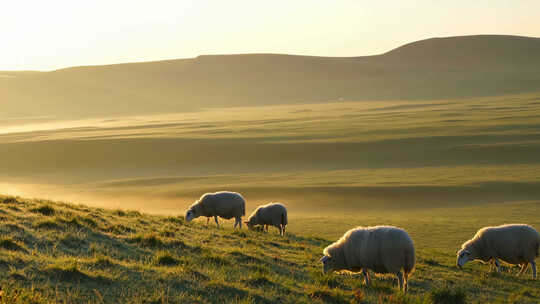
{"left": 44, "top": 264, "right": 111, "bottom": 284}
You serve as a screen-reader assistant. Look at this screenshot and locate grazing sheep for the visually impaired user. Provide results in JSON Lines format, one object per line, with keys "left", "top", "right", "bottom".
{"left": 184, "top": 191, "right": 245, "bottom": 229}
{"left": 244, "top": 203, "right": 288, "bottom": 236}
{"left": 457, "top": 224, "right": 540, "bottom": 279}
{"left": 320, "top": 226, "right": 415, "bottom": 292}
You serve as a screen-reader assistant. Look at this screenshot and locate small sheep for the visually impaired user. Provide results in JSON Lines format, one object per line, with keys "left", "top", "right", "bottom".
{"left": 457, "top": 224, "right": 540, "bottom": 279}
{"left": 184, "top": 191, "right": 245, "bottom": 229}
{"left": 320, "top": 226, "right": 415, "bottom": 292}
{"left": 244, "top": 203, "right": 288, "bottom": 236}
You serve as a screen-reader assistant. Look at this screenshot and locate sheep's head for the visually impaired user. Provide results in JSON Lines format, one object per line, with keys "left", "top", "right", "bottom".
{"left": 456, "top": 248, "right": 472, "bottom": 269}
{"left": 319, "top": 255, "right": 336, "bottom": 274}
{"left": 244, "top": 217, "right": 256, "bottom": 230}
{"left": 185, "top": 208, "right": 197, "bottom": 222}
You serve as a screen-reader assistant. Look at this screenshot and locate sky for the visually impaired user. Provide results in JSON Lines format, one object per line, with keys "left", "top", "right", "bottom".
{"left": 1, "top": 0, "right": 539, "bottom": 71}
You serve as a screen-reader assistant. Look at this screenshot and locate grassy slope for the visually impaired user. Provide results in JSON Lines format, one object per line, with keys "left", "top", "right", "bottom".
{"left": 1, "top": 195, "right": 539, "bottom": 304}
{"left": 1, "top": 35, "right": 539, "bottom": 118}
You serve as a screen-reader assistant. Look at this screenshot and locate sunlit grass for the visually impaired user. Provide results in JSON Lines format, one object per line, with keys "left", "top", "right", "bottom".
{"left": 0, "top": 195, "right": 538, "bottom": 303}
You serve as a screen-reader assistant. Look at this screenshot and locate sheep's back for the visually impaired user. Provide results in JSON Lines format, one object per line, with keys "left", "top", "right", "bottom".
{"left": 255, "top": 203, "right": 287, "bottom": 226}
{"left": 202, "top": 192, "right": 246, "bottom": 219}
{"left": 344, "top": 226, "right": 414, "bottom": 274}
{"left": 481, "top": 224, "right": 540, "bottom": 263}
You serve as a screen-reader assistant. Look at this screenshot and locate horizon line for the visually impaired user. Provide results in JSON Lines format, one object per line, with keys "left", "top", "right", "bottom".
{"left": 2, "top": 33, "right": 537, "bottom": 73}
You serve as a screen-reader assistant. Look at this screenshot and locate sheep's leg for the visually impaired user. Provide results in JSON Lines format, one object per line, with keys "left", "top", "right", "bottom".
{"left": 214, "top": 216, "right": 219, "bottom": 228}
{"left": 518, "top": 263, "right": 528, "bottom": 276}
{"left": 494, "top": 259, "right": 501, "bottom": 273}
{"left": 396, "top": 271, "right": 404, "bottom": 291}
{"left": 531, "top": 261, "right": 537, "bottom": 279}
{"left": 233, "top": 217, "right": 241, "bottom": 229}
{"left": 206, "top": 217, "right": 210, "bottom": 225}
{"left": 282, "top": 225, "right": 286, "bottom": 236}
{"left": 362, "top": 269, "right": 371, "bottom": 286}
{"left": 265, "top": 225, "right": 269, "bottom": 232}
{"left": 403, "top": 273, "right": 408, "bottom": 293}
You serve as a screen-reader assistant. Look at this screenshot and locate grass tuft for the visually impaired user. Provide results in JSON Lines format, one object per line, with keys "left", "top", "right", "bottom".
{"left": 244, "top": 274, "right": 274, "bottom": 288}
{"left": 89, "top": 255, "right": 116, "bottom": 269}
{"left": 153, "top": 251, "right": 179, "bottom": 266}
{"left": 231, "top": 230, "right": 247, "bottom": 238}
{"left": 184, "top": 268, "right": 210, "bottom": 282}
{"left": 104, "top": 223, "right": 134, "bottom": 234}
{"left": 2, "top": 197, "right": 18, "bottom": 204}
{"left": 0, "top": 237, "right": 26, "bottom": 251}
{"left": 30, "top": 205, "right": 55, "bottom": 216}
{"left": 45, "top": 262, "right": 90, "bottom": 282}
{"left": 159, "top": 229, "right": 176, "bottom": 238}
{"left": 309, "top": 288, "right": 348, "bottom": 304}
{"left": 33, "top": 218, "right": 62, "bottom": 230}
{"left": 165, "top": 216, "right": 184, "bottom": 224}
{"left": 423, "top": 258, "right": 440, "bottom": 266}
{"left": 73, "top": 216, "right": 98, "bottom": 228}
{"left": 429, "top": 286, "right": 466, "bottom": 304}
{"left": 228, "top": 250, "right": 262, "bottom": 264}
{"left": 59, "top": 233, "right": 85, "bottom": 248}
{"left": 201, "top": 253, "right": 230, "bottom": 266}
{"left": 313, "top": 271, "right": 345, "bottom": 289}
{"left": 132, "top": 233, "right": 165, "bottom": 248}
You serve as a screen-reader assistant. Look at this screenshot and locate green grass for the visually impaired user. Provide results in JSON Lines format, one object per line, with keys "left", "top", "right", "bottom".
{"left": 0, "top": 195, "right": 538, "bottom": 303}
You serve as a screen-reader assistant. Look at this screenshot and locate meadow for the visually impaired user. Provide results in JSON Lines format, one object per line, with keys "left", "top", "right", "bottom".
{"left": 0, "top": 196, "right": 538, "bottom": 304}
{"left": 0, "top": 93, "right": 540, "bottom": 302}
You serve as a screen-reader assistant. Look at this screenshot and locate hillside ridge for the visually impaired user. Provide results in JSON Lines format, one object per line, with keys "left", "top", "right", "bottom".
{"left": 1, "top": 35, "right": 539, "bottom": 119}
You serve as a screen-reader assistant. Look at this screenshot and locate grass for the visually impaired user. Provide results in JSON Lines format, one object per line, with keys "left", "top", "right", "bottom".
{"left": 0, "top": 237, "right": 25, "bottom": 252}
{"left": 29, "top": 205, "right": 55, "bottom": 216}
{"left": 153, "top": 251, "right": 179, "bottom": 266}
{"left": 0, "top": 195, "right": 538, "bottom": 303}
{"left": 131, "top": 233, "right": 166, "bottom": 248}
{"left": 429, "top": 286, "right": 466, "bottom": 304}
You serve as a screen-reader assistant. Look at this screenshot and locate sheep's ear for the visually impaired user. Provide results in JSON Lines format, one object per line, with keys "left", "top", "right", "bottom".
{"left": 319, "top": 256, "right": 329, "bottom": 263}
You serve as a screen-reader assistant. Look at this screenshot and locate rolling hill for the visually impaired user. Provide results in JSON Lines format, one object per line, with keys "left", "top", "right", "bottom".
{"left": 1, "top": 35, "right": 539, "bottom": 119}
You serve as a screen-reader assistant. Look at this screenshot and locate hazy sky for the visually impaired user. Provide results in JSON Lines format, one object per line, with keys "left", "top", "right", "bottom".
{"left": 2, "top": 0, "right": 539, "bottom": 71}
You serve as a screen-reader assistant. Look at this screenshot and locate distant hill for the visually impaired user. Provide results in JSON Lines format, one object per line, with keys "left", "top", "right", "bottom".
{"left": 1, "top": 35, "right": 539, "bottom": 118}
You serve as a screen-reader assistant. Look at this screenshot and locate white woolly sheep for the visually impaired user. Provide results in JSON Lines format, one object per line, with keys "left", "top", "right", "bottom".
{"left": 244, "top": 202, "right": 288, "bottom": 236}
{"left": 184, "top": 191, "right": 245, "bottom": 229}
{"left": 457, "top": 224, "right": 540, "bottom": 279}
{"left": 320, "top": 226, "right": 415, "bottom": 292}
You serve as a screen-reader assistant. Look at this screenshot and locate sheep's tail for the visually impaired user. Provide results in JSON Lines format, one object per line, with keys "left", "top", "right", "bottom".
{"left": 535, "top": 241, "right": 539, "bottom": 258}
{"left": 403, "top": 247, "right": 416, "bottom": 277}
{"left": 241, "top": 202, "right": 246, "bottom": 216}
{"left": 281, "top": 211, "right": 288, "bottom": 226}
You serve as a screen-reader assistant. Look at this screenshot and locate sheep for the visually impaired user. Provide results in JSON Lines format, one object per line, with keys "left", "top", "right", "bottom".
{"left": 457, "top": 224, "right": 540, "bottom": 279}
{"left": 244, "top": 203, "right": 288, "bottom": 236}
{"left": 184, "top": 191, "right": 245, "bottom": 229}
{"left": 319, "top": 226, "right": 415, "bottom": 292}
